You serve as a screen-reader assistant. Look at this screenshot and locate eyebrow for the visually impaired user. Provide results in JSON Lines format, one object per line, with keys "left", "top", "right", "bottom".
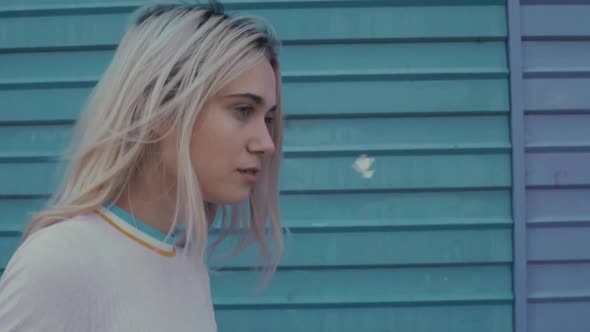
{"left": 223, "top": 93, "right": 277, "bottom": 113}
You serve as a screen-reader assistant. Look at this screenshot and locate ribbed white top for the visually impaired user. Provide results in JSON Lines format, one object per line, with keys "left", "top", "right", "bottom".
{"left": 0, "top": 212, "right": 217, "bottom": 332}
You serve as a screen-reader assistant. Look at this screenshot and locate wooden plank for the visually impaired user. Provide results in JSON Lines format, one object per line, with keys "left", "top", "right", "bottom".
{"left": 209, "top": 265, "right": 512, "bottom": 305}
{"left": 0, "top": 6, "right": 507, "bottom": 49}
{"left": 214, "top": 304, "right": 513, "bottom": 332}
{"left": 0, "top": 79, "right": 510, "bottom": 123}
{"left": 528, "top": 226, "right": 590, "bottom": 261}
{"left": 521, "top": 5, "right": 590, "bottom": 38}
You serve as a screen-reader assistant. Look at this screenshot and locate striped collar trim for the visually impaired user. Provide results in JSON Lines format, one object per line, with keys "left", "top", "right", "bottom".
{"left": 96, "top": 204, "right": 176, "bottom": 257}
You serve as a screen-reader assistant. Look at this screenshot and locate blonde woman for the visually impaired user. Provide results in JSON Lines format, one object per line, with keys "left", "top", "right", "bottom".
{"left": 0, "top": 2, "right": 284, "bottom": 330}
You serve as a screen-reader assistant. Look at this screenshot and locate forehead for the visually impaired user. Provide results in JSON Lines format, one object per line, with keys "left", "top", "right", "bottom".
{"left": 216, "top": 60, "right": 277, "bottom": 105}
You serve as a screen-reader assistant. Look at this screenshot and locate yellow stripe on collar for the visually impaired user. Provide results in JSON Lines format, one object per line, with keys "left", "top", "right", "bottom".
{"left": 95, "top": 209, "right": 176, "bottom": 257}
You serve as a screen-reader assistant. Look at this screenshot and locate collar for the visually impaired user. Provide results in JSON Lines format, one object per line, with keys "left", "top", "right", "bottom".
{"left": 96, "top": 203, "right": 177, "bottom": 257}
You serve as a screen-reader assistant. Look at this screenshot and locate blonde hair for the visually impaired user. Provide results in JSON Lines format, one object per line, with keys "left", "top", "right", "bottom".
{"left": 22, "top": 2, "right": 284, "bottom": 279}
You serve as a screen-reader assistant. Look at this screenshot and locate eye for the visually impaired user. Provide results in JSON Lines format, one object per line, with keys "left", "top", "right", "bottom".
{"left": 235, "top": 105, "right": 254, "bottom": 118}
{"left": 265, "top": 116, "right": 275, "bottom": 126}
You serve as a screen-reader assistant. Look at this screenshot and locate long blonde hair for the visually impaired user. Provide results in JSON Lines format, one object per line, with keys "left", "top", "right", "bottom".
{"left": 22, "top": 2, "right": 284, "bottom": 277}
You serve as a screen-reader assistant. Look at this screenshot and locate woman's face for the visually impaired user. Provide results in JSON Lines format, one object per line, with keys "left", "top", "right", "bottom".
{"left": 161, "top": 59, "right": 278, "bottom": 204}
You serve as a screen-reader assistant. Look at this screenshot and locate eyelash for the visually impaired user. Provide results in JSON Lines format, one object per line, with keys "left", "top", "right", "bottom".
{"left": 235, "top": 106, "right": 275, "bottom": 125}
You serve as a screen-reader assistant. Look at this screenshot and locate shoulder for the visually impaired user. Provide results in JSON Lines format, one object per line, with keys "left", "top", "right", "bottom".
{"left": 1, "top": 213, "right": 106, "bottom": 287}
{"left": 11, "top": 213, "right": 104, "bottom": 271}
{"left": 0, "top": 214, "right": 104, "bottom": 328}
{"left": 0, "top": 212, "right": 114, "bottom": 294}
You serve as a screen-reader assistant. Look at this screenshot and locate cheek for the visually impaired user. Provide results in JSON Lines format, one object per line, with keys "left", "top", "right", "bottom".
{"left": 189, "top": 124, "right": 251, "bottom": 203}
{"left": 191, "top": 137, "right": 237, "bottom": 175}
{"left": 190, "top": 110, "right": 242, "bottom": 168}
{"left": 189, "top": 123, "right": 236, "bottom": 178}
{"left": 156, "top": 136, "right": 179, "bottom": 178}
{"left": 189, "top": 138, "right": 245, "bottom": 203}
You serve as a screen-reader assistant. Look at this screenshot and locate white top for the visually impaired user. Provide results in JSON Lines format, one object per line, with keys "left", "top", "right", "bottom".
{"left": 0, "top": 205, "right": 217, "bottom": 332}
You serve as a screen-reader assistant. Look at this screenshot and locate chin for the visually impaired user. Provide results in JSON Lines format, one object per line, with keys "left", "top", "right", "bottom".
{"left": 207, "top": 190, "right": 250, "bottom": 205}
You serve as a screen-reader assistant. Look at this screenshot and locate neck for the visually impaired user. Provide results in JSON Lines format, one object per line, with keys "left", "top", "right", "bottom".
{"left": 115, "top": 163, "right": 178, "bottom": 235}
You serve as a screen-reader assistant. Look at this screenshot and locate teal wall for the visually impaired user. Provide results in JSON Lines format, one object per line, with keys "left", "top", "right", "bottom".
{"left": 0, "top": 1, "right": 513, "bottom": 331}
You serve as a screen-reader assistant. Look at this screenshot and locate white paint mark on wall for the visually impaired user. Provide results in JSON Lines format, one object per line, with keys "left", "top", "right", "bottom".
{"left": 352, "top": 154, "right": 375, "bottom": 179}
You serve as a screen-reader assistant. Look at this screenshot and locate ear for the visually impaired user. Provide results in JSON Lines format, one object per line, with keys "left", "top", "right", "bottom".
{"left": 152, "top": 122, "right": 167, "bottom": 138}
{"left": 152, "top": 116, "right": 176, "bottom": 139}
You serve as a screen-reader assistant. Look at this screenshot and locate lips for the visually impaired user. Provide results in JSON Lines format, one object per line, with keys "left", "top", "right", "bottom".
{"left": 238, "top": 167, "right": 259, "bottom": 184}
{"left": 237, "top": 167, "right": 260, "bottom": 175}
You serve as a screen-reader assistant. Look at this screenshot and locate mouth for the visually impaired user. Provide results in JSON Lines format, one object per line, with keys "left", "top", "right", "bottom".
{"left": 237, "top": 167, "right": 260, "bottom": 183}
{"left": 238, "top": 169, "right": 259, "bottom": 175}
{"left": 237, "top": 166, "right": 260, "bottom": 175}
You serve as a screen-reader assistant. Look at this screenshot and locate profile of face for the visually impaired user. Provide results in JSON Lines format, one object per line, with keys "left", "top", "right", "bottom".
{"left": 158, "top": 59, "right": 278, "bottom": 204}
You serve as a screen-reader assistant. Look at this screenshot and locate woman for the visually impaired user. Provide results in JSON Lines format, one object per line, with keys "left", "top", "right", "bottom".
{"left": 0, "top": 2, "right": 284, "bottom": 331}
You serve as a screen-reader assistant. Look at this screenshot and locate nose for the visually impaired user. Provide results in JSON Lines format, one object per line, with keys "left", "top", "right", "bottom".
{"left": 248, "top": 123, "right": 276, "bottom": 156}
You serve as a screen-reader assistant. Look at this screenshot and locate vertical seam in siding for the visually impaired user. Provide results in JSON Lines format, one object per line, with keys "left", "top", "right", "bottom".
{"left": 507, "top": 1, "right": 527, "bottom": 332}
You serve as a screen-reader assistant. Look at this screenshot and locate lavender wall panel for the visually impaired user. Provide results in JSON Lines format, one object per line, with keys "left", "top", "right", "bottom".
{"left": 518, "top": 1, "right": 590, "bottom": 331}
{"left": 524, "top": 78, "right": 590, "bottom": 111}
{"left": 528, "top": 302, "right": 590, "bottom": 332}
{"left": 525, "top": 114, "right": 590, "bottom": 144}
{"left": 526, "top": 152, "right": 590, "bottom": 186}
{"left": 528, "top": 227, "right": 590, "bottom": 261}
{"left": 523, "top": 41, "right": 590, "bottom": 72}
{"left": 521, "top": 5, "right": 590, "bottom": 38}
{"left": 528, "top": 262, "right": 590, "bottom": 294}
{"left": 527, "top": 188, "right": 590, "bottom": 223}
